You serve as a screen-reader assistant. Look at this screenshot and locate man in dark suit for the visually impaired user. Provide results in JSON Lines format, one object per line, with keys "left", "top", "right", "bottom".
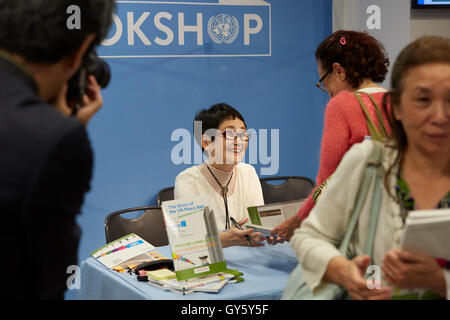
{"left": 0, "top": 0, "right": 115, "bottom": 299}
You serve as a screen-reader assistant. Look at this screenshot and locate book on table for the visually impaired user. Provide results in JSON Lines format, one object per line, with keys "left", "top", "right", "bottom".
{"left": 91, "top": 233, "right": 167, "bottom": 271}
{"left": 91, "top": 209, "right": 241, "bottom": 294}
{"left": 161, "top": 195, "right": 227, "bottom": 281}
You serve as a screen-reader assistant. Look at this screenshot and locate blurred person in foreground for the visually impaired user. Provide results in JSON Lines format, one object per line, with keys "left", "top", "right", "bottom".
{"left": 0, "top": 0, "right": 115, "bottom": 299}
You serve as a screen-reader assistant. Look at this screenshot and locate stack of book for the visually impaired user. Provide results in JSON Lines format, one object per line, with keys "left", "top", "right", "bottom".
{"left": 144, "top": 269, "right": 244, "bottom": 295}
{"left": 152, "top": 196, "right": 246, "bottom": 294}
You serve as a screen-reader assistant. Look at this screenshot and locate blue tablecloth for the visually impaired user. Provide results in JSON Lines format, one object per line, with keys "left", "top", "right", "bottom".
{"left": 78, "top": 242, "right": 298, "bottom": 300}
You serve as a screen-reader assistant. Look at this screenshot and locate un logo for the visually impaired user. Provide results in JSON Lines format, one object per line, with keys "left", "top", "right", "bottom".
{"left": 207, "top": 14, "right": 239, "bottom": 44}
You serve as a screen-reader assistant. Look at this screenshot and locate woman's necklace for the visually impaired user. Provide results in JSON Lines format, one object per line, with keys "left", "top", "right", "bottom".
{"left": 206, "top": 164, "right": 233, "bottom": 230}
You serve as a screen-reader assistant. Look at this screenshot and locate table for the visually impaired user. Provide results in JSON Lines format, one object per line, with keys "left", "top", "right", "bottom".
{"left": 78, "top": 242, "right": 298, "bottom": 300}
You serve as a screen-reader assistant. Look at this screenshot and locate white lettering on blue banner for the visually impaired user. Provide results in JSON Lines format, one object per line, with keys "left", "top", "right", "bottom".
{"left": 99, "top": 0, "right": 271, "bottom": 58}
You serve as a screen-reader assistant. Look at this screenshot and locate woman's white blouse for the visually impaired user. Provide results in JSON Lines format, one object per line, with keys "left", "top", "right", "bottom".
{"left": 174, "top": 163, "right": 264, "bottom": 231}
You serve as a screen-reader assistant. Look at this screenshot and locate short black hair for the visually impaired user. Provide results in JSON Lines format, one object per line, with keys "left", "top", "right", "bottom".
{"left": 0, "top": 0, "right": 115, "bottom": 63}
{"left": 194, "top": 103, "right": 247, "bottom": 147}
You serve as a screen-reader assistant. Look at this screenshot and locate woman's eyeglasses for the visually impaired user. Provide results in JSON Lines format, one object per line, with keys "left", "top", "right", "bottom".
{"left": 316, "top": 71, "right": 329, "bottom": 92}
{"left": 222, "top": 129, "right": 250, "bottom": 141}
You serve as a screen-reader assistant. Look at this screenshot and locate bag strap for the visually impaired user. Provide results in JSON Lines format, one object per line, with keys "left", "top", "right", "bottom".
{"left": 338, "top": 142, "right": 384, "bottom": 257}
{"left": 363, "top": 143, "right": 385, "bottom": 255}
{"left": 364, "top": 92, "right": 389, "bottom": 140}
{"left": 354, "top": 92, "right": 389, "bottom": 141}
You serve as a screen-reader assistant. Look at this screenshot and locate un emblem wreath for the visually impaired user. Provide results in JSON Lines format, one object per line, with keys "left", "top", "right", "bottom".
{"left": 207, "top": 14, "right": 239, "bottom": 44}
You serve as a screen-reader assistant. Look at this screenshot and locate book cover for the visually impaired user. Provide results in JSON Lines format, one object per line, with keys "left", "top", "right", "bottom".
{"left": 161, "top": 196, "right": 226, "bottom": 281}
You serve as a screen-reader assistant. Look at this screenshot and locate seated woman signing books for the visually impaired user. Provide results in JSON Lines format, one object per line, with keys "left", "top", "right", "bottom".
{"left": 175, "top": 103, "right": 274, "bottom": 248}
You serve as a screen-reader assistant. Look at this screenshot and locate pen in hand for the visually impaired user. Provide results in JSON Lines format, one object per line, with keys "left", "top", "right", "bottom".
{"left": 229, "top": 216, "right": 253, "bottom": 246}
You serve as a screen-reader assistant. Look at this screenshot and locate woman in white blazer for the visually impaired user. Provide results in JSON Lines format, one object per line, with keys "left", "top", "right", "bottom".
{"left": 291, "top": 36, "right": 450, "bottom": 300}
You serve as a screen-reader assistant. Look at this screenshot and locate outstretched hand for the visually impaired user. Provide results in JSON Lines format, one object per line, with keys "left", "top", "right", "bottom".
{"left": 220, "top": 218, "right": 265, "bottom": 248}
{"left": 271, "top": 214, "right": 301, "bottom": 242}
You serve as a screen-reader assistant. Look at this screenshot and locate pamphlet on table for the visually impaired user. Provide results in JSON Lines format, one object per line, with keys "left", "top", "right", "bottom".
{"left": 91, "top": 233, "right": 164, "bottom": 271}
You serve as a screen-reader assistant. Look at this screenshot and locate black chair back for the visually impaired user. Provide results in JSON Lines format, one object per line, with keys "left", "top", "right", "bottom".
{"left": 104, "top": 206, "right": 168, "bottom": 246}
{"left": 157, "top": 186, "right": 175, "bottom": 206}
{"left": 260, "top": 176, "right": 315, "bottom": 204}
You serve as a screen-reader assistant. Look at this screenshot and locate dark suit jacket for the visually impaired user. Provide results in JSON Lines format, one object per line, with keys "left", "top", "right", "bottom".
{"left": 0, "top": 55, "right": 93, "bottom": 299}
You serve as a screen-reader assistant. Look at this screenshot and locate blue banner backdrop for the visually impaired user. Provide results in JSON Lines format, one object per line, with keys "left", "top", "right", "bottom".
{"left": 72, "top": 0, "right": 332, "bottom": 294}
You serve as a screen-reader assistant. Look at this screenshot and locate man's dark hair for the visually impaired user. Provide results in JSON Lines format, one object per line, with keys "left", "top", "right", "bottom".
{"left": 0, "top": 0, "right": 115, "bottom": 63}
{"left": 194, "top": 103, "right": 247, "bottom": 147}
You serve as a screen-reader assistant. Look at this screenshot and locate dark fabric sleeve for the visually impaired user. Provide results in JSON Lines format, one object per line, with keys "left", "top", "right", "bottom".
{"left": 23, "top": 124, "right": 93, "bottom": 299}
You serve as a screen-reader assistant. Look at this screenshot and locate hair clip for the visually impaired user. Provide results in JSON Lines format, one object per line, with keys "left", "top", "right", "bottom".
{"left": 340, "top": 36, "right": 347, "bottom": 46}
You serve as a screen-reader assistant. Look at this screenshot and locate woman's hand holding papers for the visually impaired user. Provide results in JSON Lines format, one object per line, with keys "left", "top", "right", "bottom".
{"left": 220, "top": 218, "right": 265, "bottom": 248}
{"left": 382, "top": 249, "right": 447, "bottom": 298}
